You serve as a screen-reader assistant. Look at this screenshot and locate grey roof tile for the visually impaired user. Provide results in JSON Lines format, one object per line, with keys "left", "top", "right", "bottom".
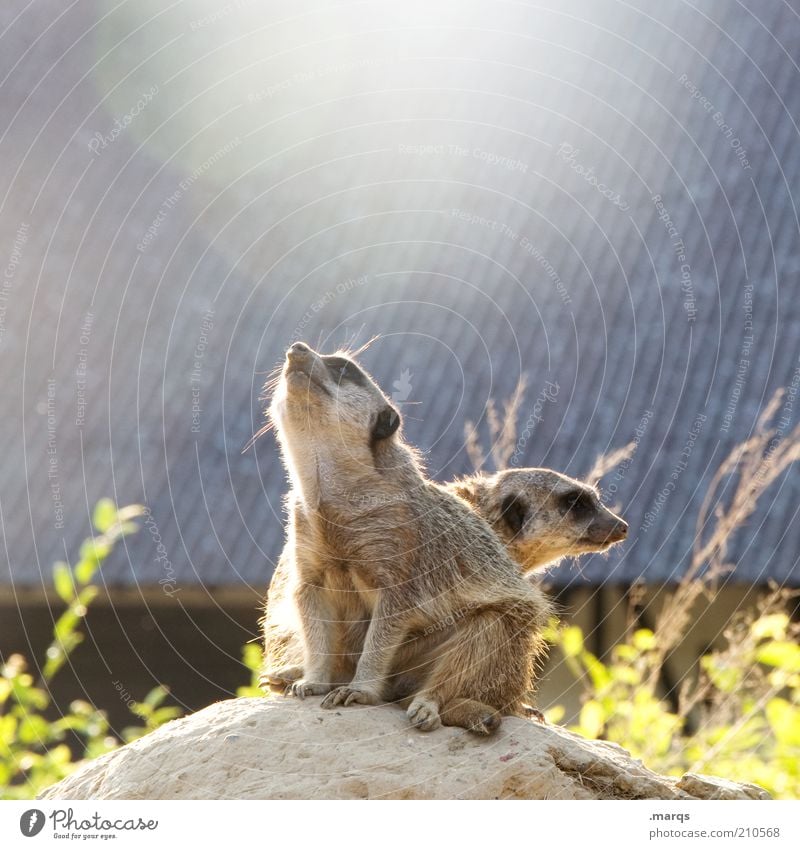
{"left": 1, "top": 0, "right": 799, "bottom": 591}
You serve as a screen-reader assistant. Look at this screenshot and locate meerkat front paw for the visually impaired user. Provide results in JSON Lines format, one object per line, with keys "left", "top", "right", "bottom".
{"left": 407, "top": 696, "right": 441, "bottom": 731}
{"left": 320, "top": 685, "right": 381, "bottom": 708}
{"left": 288, "top": 679, "right": 335, "bottom": 699}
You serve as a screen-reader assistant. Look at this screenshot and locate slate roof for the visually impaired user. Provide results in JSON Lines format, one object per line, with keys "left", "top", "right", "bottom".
{"left": 1, "top": 0, "right": 799, "bottom": 595}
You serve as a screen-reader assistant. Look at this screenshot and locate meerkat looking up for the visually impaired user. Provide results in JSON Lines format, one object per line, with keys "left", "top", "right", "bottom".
{"left": 267, "top": 341, "right": 549, "bottom": 735}
{"left": 261, "top": 468, "right": 627, "bottom": 694}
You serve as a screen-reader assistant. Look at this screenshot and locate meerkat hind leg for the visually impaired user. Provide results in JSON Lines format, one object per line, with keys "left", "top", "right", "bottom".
{"left": 411, "top": 602, "right": 541, "bottom": 736}
{"left": 440, "top": 697, "right": 501, "bottom": 735}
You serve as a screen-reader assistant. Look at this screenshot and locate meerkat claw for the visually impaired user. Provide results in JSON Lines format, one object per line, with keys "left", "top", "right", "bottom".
{"left": 289, "top": 680, "right": 333, "bottom": 699}
{"left": 407, "top": 697, "right": 441, "bottom": 731}
{"left": 321, "top": 686, "right": 378, "bottom": 708}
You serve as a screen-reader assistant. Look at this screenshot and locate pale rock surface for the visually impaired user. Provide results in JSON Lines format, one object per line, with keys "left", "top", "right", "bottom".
{"left": 40, "top": 698, "right": 770, "bottom": 800}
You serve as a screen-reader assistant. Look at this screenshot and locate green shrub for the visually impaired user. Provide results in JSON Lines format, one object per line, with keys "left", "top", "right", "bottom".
{"left": 545, "top": 601, "right": 800, "bottom": 799}
{"left": 0, "top": 500, "right": 181, "bottom": 800}
{"left": 236, "top": 642, "right": 265, "bottom": 698}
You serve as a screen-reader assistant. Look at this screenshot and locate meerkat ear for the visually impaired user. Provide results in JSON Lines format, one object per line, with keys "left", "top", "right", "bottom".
{"left": 500, "top": 493, "right": 527, "bottom": 536}
{"left": 372, "top": 404, "right": 401, "bottom": 440}
{"left": 450, "top": 480, "right": 478, "bottom": 505}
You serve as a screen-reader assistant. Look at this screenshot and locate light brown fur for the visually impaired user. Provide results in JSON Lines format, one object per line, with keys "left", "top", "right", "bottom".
{"left": 266, "top": 342, "right": 554, "bottom": 734}
{"left": 261, "top": 468, "right": 627, "bottom": 703}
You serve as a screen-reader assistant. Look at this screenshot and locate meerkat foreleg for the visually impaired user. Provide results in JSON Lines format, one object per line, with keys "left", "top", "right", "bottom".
{"left": 321, "top": 598, "right": 406, "bottom": 708}
{"left": 287, "top": 579, "right": 337, "bottom": 698}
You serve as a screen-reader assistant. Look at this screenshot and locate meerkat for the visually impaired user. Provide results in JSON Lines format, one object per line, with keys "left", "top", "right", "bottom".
{"left": 261, "top": 468, "right": 627, "bottom": 694}
{"left": 267, "top": 341, "right": 550, "bottom": 735}
{"left": 449, "top": 467, "right": 627, "bottom": 575}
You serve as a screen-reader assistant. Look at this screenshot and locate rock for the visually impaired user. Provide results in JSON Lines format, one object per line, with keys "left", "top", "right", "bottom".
{"left": 39, "top": 698, "right": 770, "bottom": 800}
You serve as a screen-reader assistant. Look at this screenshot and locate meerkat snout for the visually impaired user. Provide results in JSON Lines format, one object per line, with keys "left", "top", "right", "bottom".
{"left": 582, "top": 514, "right": 628, "bottom": 546}
{"left": 271, "top": 343, "right": 401, "bottom": 446}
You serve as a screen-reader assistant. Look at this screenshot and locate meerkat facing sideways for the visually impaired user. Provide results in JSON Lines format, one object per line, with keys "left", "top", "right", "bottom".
{"left": 261, "top": 467, "right": 628, "bottom": 695}
{"left": 268, "top": 341, "right": 550, "bottom": 735}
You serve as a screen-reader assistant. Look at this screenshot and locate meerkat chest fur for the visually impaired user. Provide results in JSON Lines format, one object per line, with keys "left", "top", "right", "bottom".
{"left": 286, "top": 448, "right": 417, "bottom": 622}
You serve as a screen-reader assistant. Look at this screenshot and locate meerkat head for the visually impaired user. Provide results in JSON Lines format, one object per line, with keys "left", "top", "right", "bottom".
{"left": 448, "top": 468, "right": 627, "bottom": 574}
{"left": 269, "top": 341, "right": 401, "bottom": 453}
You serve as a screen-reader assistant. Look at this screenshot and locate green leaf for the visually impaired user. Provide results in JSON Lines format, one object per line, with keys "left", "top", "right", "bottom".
{"left": 613, "top": 644, "right": 638, "bottom": 662}
{"left": 241, "top": 642, "right": 264, "bottom": 672}
{"left": 701, "top": 656, "right": 742, "bottom": 693}
{"left": 757, "top": 641, "right": 800, "bottom": 673}
{"left": 93, "top": 498, "right": 118, "bottom": 533}
{"left": 632, "top": 628, "right": 657, "bottom": 651}
{"left": 74, "top": 557, "right": 97, "bottom": 585}
{"left": 583, "top": 653, "right": 612, "bottom": 691}
{"left": 79, "top": 538, "right": 112, "bottom": 566}
{"left": 143, "top": 685, "right": 168, "bottom": 709}
{"left": 751, "top": 613, "right": 789, "bottom": 641}
{"left": 17, "top": 715, "right": 51, "bottom": 746}
{"left": 544, "top": 705, "right": 565, "bottom": 725}
{"left": 579, "top": 700, "right": 605, "bottom": 739}
{"left": 561, "top": 626, "right": 584, "bottom": 658}
{"left": 0, "top": 714, "right": 17, "bottom": 745}
{"left": 52, "top": 562, "right": 74, "bottom": 603}
{"left": 766, "top": 698, "right": 800, "bottom": 746}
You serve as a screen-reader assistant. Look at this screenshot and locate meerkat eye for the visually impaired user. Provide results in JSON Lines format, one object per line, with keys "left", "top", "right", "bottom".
{"left": 325, "top": 357, "right": 367, "bottom": 386}
{"left": 500, "top": 494, "right": 528, "bottom": 536}
{"left": 560, "top": 489, "right": 594, "bottom": 517}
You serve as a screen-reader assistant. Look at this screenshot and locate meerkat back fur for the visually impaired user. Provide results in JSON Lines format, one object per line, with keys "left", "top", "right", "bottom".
{"left": 267, "top": 341, "right": 550, "bottom": 734}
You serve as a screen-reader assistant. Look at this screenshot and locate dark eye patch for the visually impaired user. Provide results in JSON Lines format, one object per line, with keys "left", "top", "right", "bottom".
{"left": 500, "top": 494, "right": 528, "bottom": 536}
{"left": 560, "top": 489, "right": 595, "bottom": 516}
{"left": 324, "top": 356, "right": 367, "bottom": 386}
